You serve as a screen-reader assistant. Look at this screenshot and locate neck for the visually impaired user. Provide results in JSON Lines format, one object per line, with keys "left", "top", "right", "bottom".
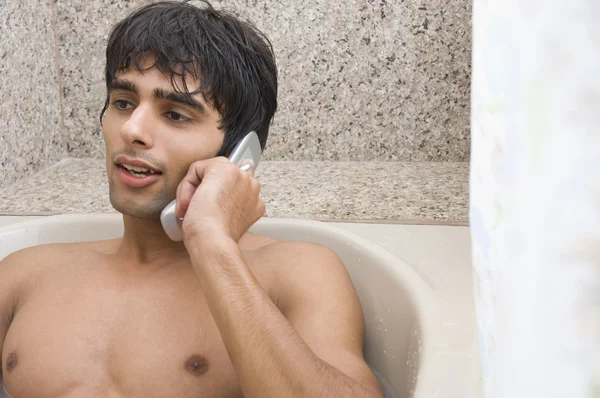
{"left": 116, "top": 214, "right": 189, "bottom": 264}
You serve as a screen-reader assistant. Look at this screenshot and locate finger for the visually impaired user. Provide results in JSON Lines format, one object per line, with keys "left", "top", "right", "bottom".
{"left": 239, "top": 159, "right": 255, "bottom": 176}
{"left": 174, "top": 180, "right": 184, "bottom": 217}
{"left": 256, "top": 199, "right": 266, "bottom": 219}
{"left": 175, "top": 180, "right": 197, "bottom": 218}
{"left": 175, "top": 160, "right": 212, "bottom": 218}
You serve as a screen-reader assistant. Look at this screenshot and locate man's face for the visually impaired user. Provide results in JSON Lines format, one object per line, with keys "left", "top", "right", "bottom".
{"left": 102, "top": 56, "right": 225, "bottom": 218}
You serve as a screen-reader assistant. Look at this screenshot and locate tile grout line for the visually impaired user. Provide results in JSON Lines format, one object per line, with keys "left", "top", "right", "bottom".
{"left": 49, "top": 0, "right": 66, "bottom": 143}
{"left": 3, "top": 0, "right": 69, "bottom": 189}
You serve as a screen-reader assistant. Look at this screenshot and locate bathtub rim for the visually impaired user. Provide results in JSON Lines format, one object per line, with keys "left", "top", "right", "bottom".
{"left": 0, "top": 213, "right": 439, "bottom": 397}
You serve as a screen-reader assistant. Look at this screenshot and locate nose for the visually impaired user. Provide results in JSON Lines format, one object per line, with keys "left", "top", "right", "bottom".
{"left": 119, "top": 104, "right": 155, "bottom": 148}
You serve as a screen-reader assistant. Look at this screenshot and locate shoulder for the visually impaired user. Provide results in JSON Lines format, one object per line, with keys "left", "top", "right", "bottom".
{"left": 240, "top": 234, "right": 357, "bottom": 311}
{"left": 1, "top": 241, "right": 105, "bottom": 281}
{"left": 2, "top": 242, "right": 66, "bottom": 268}
{"left": 0, "top": 243, "right": 73, "bottom": 317}
{"left": 246, "top": 236, "right": 346, "bottom": 278}
{"left": 239, "top": 231, "right": 280, "bottom": 251}
{"left": 2, "top": 240, "right": 104, "bottom": 262}
{"left": 259, "top": 239, "right": 346, "bottom": 273}
{"left": 258, "top": 239, "right": 342, "bottom": 267}
{"left": 253, "top": 239, "right": 355, "bottom": 309}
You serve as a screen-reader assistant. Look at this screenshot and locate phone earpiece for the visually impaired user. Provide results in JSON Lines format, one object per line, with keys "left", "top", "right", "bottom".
{"left": 160, "top": 131, "right": 262, "bottom": 241}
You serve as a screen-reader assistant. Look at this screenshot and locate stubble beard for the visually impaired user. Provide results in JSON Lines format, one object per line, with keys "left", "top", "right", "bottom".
{"left": 108, "top": 179, "right": 175, "bottom": 219}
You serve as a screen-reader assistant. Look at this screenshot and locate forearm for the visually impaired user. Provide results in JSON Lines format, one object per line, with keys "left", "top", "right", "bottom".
{"left": 188, "top": 237, "right": 379, "bottom": 398}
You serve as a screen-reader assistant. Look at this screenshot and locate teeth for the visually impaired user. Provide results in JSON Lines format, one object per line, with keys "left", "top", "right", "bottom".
{"left": 121, "top": 164, "right": 156, "bottom": 174}
{"left": 126, "top": 168, "right": 147, "bottom": 178}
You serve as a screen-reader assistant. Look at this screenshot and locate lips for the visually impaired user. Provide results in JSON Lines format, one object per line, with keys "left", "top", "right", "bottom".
{"left": 114, "top": 156, "right": 163, "bottom": 188}
{"left": 117, "top": 165, "right": 162, "bottom": 188}
{"left": 120, "top": 163, "right": 159, "bottom": 176}
{"left": 114, "top": 155, "right": 161, "bottom": 173}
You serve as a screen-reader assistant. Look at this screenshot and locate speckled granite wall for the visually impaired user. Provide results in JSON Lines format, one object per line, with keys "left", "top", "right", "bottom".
{"left": 0, "top": 0, "right": 65, "bottom": 186}
{"left": 55, "top": 0, "right": 472, "bottom": 161}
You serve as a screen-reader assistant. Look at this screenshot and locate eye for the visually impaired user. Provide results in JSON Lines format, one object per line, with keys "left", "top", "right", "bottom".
{"left": 112, "top": 99, "right": 134, "bottom": 110}
{"left": 165, "top": 111, "right": 191, "bottom": 123}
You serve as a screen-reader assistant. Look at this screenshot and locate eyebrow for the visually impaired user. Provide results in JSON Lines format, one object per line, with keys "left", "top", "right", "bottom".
{"left": 154, "top": 88, "right": 207, "bottom": 115}
{"left": 107, "top": 79, "right": 137, "bottom": 93}
{"left": 108, "top": 79, "right": 207, "bottom": 115}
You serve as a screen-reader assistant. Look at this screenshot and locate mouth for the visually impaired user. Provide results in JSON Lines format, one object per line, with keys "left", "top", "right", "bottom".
{"left": 114, "top": 160, "right": 163, "bottom": 188}
{"left": 117, "top": 163, "right": 162, "bottom": 178}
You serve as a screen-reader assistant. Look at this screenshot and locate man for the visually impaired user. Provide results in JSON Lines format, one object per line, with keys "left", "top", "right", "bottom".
{"left": 0, "top": 2, "right": 383, "bottom": 397}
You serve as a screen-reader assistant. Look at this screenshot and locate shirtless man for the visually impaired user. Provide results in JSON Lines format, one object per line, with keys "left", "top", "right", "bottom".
{"left": 0, "top": 2, "right": 383, "bottom": 397}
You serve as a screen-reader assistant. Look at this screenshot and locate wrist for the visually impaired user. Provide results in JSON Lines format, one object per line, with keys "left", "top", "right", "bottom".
{"left": 183, "top": 221, "right": 232, "bottom": 245}
{"left": 184, "top": 227, "right": 239, "bottom": 265}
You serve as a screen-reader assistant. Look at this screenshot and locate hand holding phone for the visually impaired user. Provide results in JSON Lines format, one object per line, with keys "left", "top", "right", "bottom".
{"left": 160, "top": 131, "right": 262, "bottom": 241}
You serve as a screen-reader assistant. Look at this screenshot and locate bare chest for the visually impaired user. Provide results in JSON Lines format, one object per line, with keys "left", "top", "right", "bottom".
{"left": 2, "top": 263, "right": 243, "bottom": 398}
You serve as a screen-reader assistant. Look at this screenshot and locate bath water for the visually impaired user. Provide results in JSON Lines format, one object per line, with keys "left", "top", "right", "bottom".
{"left": 0, "top": 375, "right": 6, "bottom": 398}
{"left": 370, "top": 366, "right": 399, "bottom": 398}
{"left": 0, "top": 374, "right": 5, "bottom": 398}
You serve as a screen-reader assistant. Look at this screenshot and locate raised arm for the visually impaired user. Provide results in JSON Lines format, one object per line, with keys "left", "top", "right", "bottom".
{"left": 187, "top": 237, "right": 384, "bottom": 398}
{"left": 175, "top": 158, "right": 383, "bottom": 397}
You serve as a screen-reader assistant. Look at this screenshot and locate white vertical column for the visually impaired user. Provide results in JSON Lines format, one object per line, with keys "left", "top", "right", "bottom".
{"left": 470, "top": 0, "right": 600, "bottom": 397}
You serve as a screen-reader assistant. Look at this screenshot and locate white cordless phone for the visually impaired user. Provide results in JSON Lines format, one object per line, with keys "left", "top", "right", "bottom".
{"left": 160, "top": 131, "right": 262, "bottom": 241}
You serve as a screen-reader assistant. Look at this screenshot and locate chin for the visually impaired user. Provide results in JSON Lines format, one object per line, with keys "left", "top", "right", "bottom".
{"left": 112, "top": 201, "right": 163, "bottom": 219}
{"left": 108, "top": 184, "right": 172, "bottom": 219}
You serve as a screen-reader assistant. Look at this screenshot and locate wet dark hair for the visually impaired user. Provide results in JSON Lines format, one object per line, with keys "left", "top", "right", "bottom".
{"left": 100, "top": 0, "right": 277, "bottom": 155}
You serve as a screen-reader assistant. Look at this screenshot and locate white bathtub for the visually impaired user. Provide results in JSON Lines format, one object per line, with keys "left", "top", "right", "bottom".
{"left": 0, "top": 214, "right": 479, "bottom": 397}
